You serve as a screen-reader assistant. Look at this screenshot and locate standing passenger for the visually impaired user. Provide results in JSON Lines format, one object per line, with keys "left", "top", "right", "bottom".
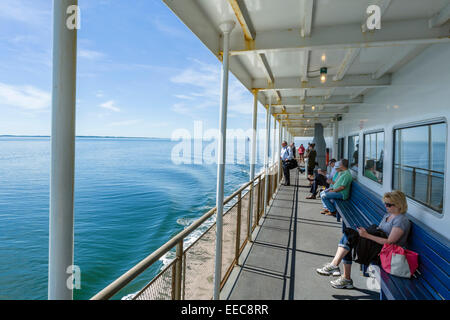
{"left": 306, "top": 143, "right": 317, "bottom": 179}
{"left": 280, "top": 141, "right": 293, "bottom": 186}
{"left": 298, "top": 144, "right": 305, "bottom": 163}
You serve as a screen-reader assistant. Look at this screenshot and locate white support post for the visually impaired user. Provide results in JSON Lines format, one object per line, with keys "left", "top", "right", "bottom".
{"left": 264, "top": 98, "right": 272, "bottom": 215}
{"left": 278, "top": 120, "right": 282, "bottom": 180}
{"left": 248, "top": 89, "right": 258, "bottom": 241}
{"left": 49, "top": 0, "right": 78, "bottom": 300}
{"left": 213, "top": 21, "right": 235, "bottom": 301}
{"left": 272, "top": 118, "right": 277, "bottom": 165}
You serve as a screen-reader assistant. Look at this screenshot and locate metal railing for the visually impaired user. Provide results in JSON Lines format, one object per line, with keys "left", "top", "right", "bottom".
{"left": 394, "top": 163, "right": 444, "bottom": 212}
{"left": 91, "top": 162, "right": 281, "bottom": 300}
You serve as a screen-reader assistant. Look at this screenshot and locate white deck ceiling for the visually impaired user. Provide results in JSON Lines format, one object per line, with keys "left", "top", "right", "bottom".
{"left": 163, "top": 0, "right": 450, "bottom": 136}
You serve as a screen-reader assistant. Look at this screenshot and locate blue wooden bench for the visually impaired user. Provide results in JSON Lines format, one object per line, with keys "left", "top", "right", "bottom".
{"left": 334, "top": 181, "right": 450, "bottom": 300}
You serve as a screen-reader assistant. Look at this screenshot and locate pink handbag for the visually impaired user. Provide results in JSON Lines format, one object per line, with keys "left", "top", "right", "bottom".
{"left": 379, "top": 244, "right": 419, "bottom": 278}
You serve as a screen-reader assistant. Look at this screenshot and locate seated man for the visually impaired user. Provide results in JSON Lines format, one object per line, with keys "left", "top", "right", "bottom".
{"left": 364, "top": 159, "right": 380, "bottom": 183}
{"left": 320, "top": 159, "right": 352, "bottom": 217}
{"left": 306, "top": 159, "right": 337, "bottom": 199}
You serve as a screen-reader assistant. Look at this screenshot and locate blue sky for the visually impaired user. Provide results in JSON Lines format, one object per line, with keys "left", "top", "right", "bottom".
{"left": 0, "top": 0, "right": 267, "bottom": 138}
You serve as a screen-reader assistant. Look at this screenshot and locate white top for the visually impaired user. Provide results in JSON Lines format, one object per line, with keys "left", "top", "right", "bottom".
{"left": 281, "top": 146, "right": 293, "bottom": 161}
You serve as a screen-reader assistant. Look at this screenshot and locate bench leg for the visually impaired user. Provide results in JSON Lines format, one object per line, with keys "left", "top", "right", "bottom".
{"left": 336, "top": 212, "right": 341, "bottom": 222}
{"left": 380, "top": 289, "right": 387, "bottom": 300}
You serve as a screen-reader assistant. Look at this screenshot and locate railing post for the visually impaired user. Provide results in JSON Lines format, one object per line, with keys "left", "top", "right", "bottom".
{"left": 174, "top": 241, "right": 183, "bottom": 300}
{"left": 412, "top": 167, "right": 416, "bottom": 198}
{"left": 247, "top": 182, "right": 253, "bottom": 241}
{"left": 427, "top": 171, "right": 432, "bottom": 205}
{"left": 235, "top": 191, "right": 242, "bottom": 264}
{"left": 256, "top": 177, "right": 261, "bottom": 228}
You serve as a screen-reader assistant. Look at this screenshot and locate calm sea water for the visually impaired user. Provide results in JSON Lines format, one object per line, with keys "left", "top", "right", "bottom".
{"left": 0, "top": 137, "right": 263, "bottom": 300}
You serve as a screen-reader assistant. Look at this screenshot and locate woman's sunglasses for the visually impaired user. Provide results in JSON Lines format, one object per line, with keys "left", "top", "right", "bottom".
{"left": 384, "top": 202, "right": 395, "bottom": 208}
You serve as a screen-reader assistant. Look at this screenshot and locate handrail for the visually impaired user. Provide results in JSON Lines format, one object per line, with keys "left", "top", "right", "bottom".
{"left": 394, "top": 163, "right": 444, "bottom": 175}
{"left": 90, "top": 165, "right": 278, "bottom": 300}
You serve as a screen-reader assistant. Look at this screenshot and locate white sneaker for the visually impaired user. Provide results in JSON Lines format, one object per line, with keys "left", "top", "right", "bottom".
{"left": 330, "top": 276, "right": 354, "bottom": 289}
{"left": 316, "top": 263, "right": 341, "bottom": 276}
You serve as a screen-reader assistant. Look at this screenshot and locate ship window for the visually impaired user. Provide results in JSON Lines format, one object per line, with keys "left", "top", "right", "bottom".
{"left": 363, "top": 131, "right": 384, "bottom": 184}
{"left": 337, "top": 138, "right": 344, "bottom": 160}
{"left": 393, "top": 122, "right": 446, "bottom": 213}
{"left": 348, "top": 135, "right": 359, "bottom": 172}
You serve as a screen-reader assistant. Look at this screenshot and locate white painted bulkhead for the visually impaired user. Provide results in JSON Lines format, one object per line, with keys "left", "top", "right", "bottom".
{"left": 337, "top": 43, "right": 450, "bottom": 238}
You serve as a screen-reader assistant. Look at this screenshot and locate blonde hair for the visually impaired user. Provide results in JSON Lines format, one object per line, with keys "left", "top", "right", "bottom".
{"left": 383, "top": 190, "right": 408, "bottom": 214}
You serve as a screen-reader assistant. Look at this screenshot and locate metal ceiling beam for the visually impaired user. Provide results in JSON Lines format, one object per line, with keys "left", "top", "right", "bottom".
{"left": 301, "top": 50, "right": 310, "bottom": 82}
{"left": 254, "top": 74, "right": 391, "bottom": 91}
{"left": 274, "top": 111, "right": 348, "bottom": 116}
{"left": 228, "top": 0, "right": 256, "bottom": 41}
{"left": 350, "top": 88, "right": 369, "bottom": 99}
{"left": 266, "top": 95, "right": 363, "bottom": 106}
{"left": 258, "top": 53, "right": 274, "bottom": 83}
{"left": 229, "top": 19, "right": 450, "bottom": 55}
{"left": 162, "top": 0, "right": 220, "bottom": 55}
{"left": 429, "top": 3, "right": 450, "bottom": 28}
{"left": 301, "top": 0, "right": 314, "bottom": 37}
{"left": 372, "top": 44, "right": 429, "bottom": 79}
{"left": 333, "top": 48, "right": 361, "bottom": 81}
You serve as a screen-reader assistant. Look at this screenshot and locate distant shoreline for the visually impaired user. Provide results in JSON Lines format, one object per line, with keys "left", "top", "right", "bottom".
{"left": 0, "top": 135, "right": 168, "bottom": 140}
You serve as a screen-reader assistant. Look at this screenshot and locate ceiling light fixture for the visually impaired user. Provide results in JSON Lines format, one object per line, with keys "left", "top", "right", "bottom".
{"left": 320, "top": 67, "right": 328, "bottom": 83}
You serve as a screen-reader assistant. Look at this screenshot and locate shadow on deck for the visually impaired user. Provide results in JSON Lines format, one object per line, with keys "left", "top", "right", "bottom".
{"left": 221, "top": 169, "right": 379, "bottom": 300}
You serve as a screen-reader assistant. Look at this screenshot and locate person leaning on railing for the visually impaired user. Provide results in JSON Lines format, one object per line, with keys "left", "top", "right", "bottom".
{"left": 319, "top": 159, "right": 352, "bottom": 217}
{"left": 280, "top": 141, "right": 294, "bottom": 186}
{"left": 316, "top": 190, "right": 411, "bottom": 289}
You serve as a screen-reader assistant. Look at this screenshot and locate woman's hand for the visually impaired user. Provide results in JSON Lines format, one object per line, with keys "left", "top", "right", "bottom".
{"left": 357, "top": 227, "right": 368, "bottom": 238}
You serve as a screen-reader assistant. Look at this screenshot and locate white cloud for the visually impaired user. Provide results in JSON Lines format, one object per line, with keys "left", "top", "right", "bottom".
{"left": 100, "top": 100, "right": 120, "bottom": 112}
{"left": 174, "top": 94, "right": 194, "bottom": 100}
{"left": 0, "top": 0, "right": 50, "bottom": 25}
{"left": 0, "top": 82, "right": 50, "bottom": 110}
{"left": 109, "top": 119, "right": 141, "bottom": 127}
{"left": 170, "top": 60, "right": 253, "bottom": 116}
{"left": 78, "top": 49, "right": 105, "bottom": 60}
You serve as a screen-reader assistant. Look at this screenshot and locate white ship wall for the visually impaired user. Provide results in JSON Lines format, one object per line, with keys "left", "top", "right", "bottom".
{"left": 338, "top": 43, "right": 450, "bottom": 238}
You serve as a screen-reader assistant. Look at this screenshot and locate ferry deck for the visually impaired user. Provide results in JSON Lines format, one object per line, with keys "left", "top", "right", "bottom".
{"left": 47, "top": 0, "right": 450, "bottom": 300}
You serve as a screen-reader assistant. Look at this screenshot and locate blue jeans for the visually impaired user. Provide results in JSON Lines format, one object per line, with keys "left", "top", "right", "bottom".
{"left": 320, "top": 190, "right": 343, "bottom": 212}
{"left": 338, "top": 233, "right": 353, "bottom": 265}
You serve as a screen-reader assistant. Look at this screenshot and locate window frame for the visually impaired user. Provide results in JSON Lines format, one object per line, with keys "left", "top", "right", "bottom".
{"left": 392, "top": 118, "right": 447, "bottom": 215}
{"left": 337, "top": 137, "right": 345, "bottom": 160}
{"left": 347, "top": 134, "right": 360, "bottom": 173}
{"left": 363, "top": 130, "right": 385, "bottom": 185}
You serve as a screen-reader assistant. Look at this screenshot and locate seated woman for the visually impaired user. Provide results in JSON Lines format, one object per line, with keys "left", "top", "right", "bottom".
{"left": 316, "top": 190, "right": 411, "bottom": 289}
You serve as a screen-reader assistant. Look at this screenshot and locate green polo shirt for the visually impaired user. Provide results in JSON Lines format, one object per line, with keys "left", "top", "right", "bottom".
{"left": 333, "top": 169, "right": 352, "bottom": 200}
{"left": 365, "top": 169, "right": 378, "bottom": 182}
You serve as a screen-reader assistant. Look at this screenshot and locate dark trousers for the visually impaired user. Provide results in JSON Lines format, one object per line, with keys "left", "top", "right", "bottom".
{"left": 282, "top": 162, "right": 290, "bottom": 185}
{"left": 309, "top": 174, "right": 328, "bottom": 196}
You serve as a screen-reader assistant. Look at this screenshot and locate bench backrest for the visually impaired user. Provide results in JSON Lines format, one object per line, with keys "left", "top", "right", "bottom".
{"left": 350, "top": 181, "right": 450, "bottom": 299}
